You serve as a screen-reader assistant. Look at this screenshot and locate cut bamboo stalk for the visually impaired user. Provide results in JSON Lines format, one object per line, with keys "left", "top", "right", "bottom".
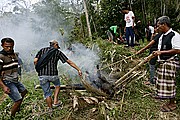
{"left": 114, "top": 54, "right": 155, "bottom": 88}
{"left": 100, "top": 54, "right": 135, "bottom": 70}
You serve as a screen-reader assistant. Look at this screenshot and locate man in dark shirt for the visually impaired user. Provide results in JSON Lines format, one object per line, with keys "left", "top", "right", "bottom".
{"left": 0, "top": 38, "right": 28, "bottom": 117}
{"left": 34, "top": 40, "right": 82, "bottom": 112}
{"left": 136, "top": 32, "right": 161, "bottom": 84}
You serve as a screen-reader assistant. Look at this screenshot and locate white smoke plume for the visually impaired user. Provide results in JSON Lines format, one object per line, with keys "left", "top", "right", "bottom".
{"left": 0, "top": 12, "right": 100, "bottom": 81}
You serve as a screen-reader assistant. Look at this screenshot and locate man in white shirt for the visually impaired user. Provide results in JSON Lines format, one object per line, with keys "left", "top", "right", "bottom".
{"left": 152, "top": 16, "right": 180, "bottom": 112}
{"left": 145, "top": 24, "right": 155, "bottom": 41}
{"left": 121, "top": 7, "right": 135, "bottom": 47}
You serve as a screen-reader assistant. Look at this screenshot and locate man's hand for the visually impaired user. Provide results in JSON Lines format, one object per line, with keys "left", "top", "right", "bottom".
{"left": 153, "top": 51, "right": 162, "bottom": 56}
{"left": 78, "top": 70, "right": 82, "bottom": 76}
{"left": 3, "top": 86, "right": 10, "bottom": 94}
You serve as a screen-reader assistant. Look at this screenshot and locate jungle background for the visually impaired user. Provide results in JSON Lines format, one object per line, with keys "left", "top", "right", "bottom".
{"left": 0, "top": 0, "right": 180, "bottom": 119}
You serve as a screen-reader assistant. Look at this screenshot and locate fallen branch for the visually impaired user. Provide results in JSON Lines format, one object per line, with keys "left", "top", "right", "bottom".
{"left": 35, "top": 84, "right": 86, "bottom": 90}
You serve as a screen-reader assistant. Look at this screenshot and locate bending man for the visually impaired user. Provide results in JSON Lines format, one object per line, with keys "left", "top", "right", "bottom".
{"left": 34, "top": 40, "right": 82, "bottom": 112}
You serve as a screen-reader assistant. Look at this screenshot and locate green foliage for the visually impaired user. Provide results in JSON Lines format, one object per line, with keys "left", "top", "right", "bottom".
{"left": 33, "top": 0, "right": 74, "bottom": 34}
{"left": 70, "top": 0, "right": 180, "bottom": 41}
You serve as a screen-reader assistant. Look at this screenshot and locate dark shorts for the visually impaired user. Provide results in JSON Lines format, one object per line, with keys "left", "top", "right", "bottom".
{"left": 3, "top": 80, "right": 26, "bottom": 102}
{"left": 39, "top": 76, "right": 60, "bottom": 98}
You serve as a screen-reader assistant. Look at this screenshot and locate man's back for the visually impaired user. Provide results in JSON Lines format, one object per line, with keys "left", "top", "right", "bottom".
{"left": 35, "top": 47, "right": 68, "bottom": 76}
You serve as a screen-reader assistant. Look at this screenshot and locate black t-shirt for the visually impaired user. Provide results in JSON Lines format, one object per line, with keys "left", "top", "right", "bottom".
{"left": 150, "top": 33, "right": 162, "bottom": 53}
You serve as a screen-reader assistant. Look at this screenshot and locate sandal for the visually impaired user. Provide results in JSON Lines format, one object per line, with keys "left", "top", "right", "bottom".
{"left": 160, "top": 105, "right": 171, "bottom": 112}
{"left": 160, "top": 104, "right": 177, "bottom": 112}
{"left": 52, "top": 101, "right": 62, "bottom": 108}
{"left": 167, "top": 104, "right": 177, "bottom": 111}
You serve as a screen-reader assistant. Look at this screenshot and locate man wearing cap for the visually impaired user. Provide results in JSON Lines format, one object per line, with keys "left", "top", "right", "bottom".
{"left": 34, "top": 40, "right": 82, "bottom": 112}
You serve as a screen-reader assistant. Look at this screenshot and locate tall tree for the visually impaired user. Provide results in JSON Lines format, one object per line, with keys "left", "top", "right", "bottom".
{"left": 83, "top": 0, "right": 92, "bottom": 40}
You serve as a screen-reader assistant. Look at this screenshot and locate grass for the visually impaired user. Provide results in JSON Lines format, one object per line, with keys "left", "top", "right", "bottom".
{"left": 0, "top": 39, "right": 180, "bottom": 119}
{"left": 0, "top": 70, "right": 180, "bottom": 119}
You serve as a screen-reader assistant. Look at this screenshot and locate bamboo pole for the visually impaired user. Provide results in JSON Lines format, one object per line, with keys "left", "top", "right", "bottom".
{"left": 100, "top": 54, "right": 135, "bottom": 70}
{"left": 114, "top": 54, "right": 155, "bottom": 88}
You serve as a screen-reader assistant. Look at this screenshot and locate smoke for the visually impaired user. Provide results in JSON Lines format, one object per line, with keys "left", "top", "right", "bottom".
{"left": 61, "top": 43, "right": 100, "bottom": 79}
{"left": 0, "top": 13, "right": 60, "bottom": 71}
{"left": 0, "top": 11, "right": 100, "bottom": 81}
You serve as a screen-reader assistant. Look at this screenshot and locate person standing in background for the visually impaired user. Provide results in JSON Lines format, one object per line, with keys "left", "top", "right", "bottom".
{"left": 121, "top": 6, "right": 135, "bottom": 47}
{"left": 145, "top": 22, "right": 155, "bottom": 41}
{"left": 134, "top": 20, "right": 144, "bottom": 43}
{"left": 136, "top": 26, "right": 162, "bottom": 85}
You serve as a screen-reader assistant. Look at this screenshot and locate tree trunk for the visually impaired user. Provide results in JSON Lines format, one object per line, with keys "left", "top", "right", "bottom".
{"left": 141, "top": 0, "right": 147, "bottom": 24}
{"left": 83, "top": 0, "right": 92, "bottom": 40}
{"left": 163, "top": 1, "right": 166, "bottom": 15}
{"left": 91, "top": 16, "right": 97, "bottom": 33}
{"left": 160, "top": 0, "right": 163, "bottom": 15}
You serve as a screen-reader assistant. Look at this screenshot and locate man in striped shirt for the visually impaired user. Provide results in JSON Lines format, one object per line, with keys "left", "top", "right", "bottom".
{"left": 0, "top": 38, "right": 28, "bottom": 117}
{"left": 34, "top": 40, "right": 82, "bottom": 111}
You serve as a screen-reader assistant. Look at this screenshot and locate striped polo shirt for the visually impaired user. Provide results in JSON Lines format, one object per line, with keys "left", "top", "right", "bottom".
{"left": 35, "top": 47, "right": 68, "bottom": 76}
{"left": 0, "top": 51, "right": 19, "bottom": 83}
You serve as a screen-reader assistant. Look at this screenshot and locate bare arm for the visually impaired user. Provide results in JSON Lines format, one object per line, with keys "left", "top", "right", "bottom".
{"left": 136, "top": 40, "right": 155, "bottom": 54}
{"left": 0, "top": 77, "right": 10, "bottom": 94}
{"left": 66, "top": 59, "right": 82, "bottom": 76}
{"left": 153, "top": 49, "right": 180, "bottom": 56}
{"left": 0, "top": 62, "right": 10, "bottom": 94}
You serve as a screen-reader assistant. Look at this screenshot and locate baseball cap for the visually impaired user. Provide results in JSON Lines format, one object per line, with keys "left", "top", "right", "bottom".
{"left": 49, "top": 40, "right": 60, "bottom": 48}
{"left": 49, "top": 40, "right": 58, "bottom": 44}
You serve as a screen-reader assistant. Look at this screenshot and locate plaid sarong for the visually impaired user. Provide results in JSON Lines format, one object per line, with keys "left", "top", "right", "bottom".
{"left": 155, "top": 57, "right": 180, "bottom": 99}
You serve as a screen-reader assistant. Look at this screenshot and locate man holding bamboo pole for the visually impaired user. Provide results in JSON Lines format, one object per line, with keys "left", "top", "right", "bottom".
{"left": 151, "top": 16, "right": 180, "bottom": 112}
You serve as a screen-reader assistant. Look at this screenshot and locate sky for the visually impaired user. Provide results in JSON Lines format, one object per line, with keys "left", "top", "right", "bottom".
{"left": 0, "top": 0, "right": 41, "bottom": 12}
{"left": 0, "top": 0, "right": 40, "bottom": 5}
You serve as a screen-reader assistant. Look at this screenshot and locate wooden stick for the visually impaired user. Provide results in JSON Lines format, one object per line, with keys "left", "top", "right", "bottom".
{"left": 114, "top": 54, "right": 155, "bottom": 88}
{"left": 35, "top": 84, "right": 86, "bottom": 90}
{"left": 120, "top": 89, "right": 125, "bottom": 111}
{"left": 100, "top": 54, "right": 136, "bottom": 70}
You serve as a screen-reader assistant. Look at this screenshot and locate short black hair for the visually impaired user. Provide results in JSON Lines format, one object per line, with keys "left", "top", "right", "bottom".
{"left": 157, "top": 16, "right": 171, "bottom": 27}
{"left": 121, "top": 6, "right": 128, "bottom": 11}
{"left": 1, "top": 37, "right": 14, "bottom": 45}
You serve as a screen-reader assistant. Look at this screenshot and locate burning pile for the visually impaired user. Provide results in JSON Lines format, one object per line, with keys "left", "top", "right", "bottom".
{"left": 82, "top": 65, "right": 115, "bottom": 97}
{"left": 81, "top": 54, "right": 155, "bottom": 97}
